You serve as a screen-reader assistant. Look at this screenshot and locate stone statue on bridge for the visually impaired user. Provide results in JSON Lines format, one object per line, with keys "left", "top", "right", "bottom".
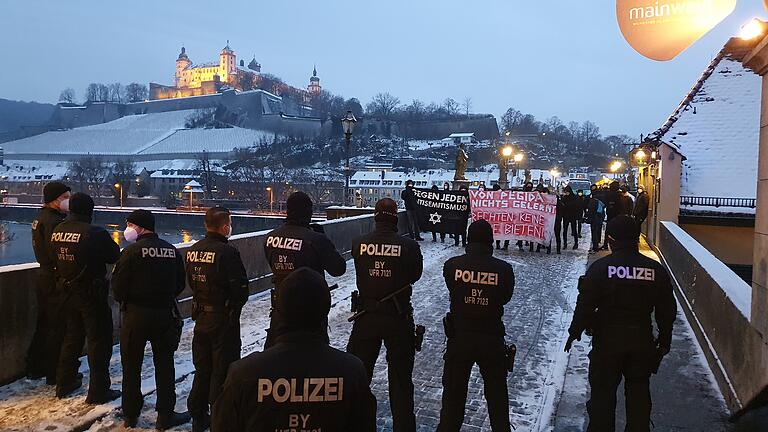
{"left": 454, "top": 143, "right": 469, "bottom": 181}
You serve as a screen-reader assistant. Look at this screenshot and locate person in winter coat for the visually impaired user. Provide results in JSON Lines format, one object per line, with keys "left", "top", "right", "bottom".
{"left": 584, "top": 185, "right": 606, "bottom": 253}
{"left": 401, "top": 180, "right": 423, "bottom": 241}
{"left": 633, "top": 186, "right": 650, "bottom": 230}
{"left": 560, "top": 185, "right": 581, "bottom": 250}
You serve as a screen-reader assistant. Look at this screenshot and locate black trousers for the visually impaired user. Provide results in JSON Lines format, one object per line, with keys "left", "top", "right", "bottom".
{"left": 188, "top": 312, "right": 241, "bottom": 418}
{"left": 57, "top": 285, "right": 114, "bottom": 400}
{"left": 563, "top": 218, "right": 579, "bottom": 244}
{"left": 347, "top": 313, "right": 416, "bottom": 432}
{"left": 591, "top": 220, "right": 604, "bottom": 251}
{"left": 587, "top": 342, "right": 656, "bottom": 432}
{"left": 265, "top": 311, "right": 329, "bottom": 349}
{"left": 120, "top": 305, "right": 181, "bottom": 418}
{"left": 27, "top": 270, "right": 64, "bottom": 381}
{"left": 437, "top": 333, "right": 510, "bottom": 432}
{"left": 406, "top": 210, "right": 420, "bottom": 239}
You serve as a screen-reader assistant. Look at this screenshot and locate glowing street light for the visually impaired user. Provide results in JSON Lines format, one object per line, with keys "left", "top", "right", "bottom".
{"left": 341, "top": 110, "right": 357, "bottom": 206}
{"left": 740, "top": 19, "right": 765, "bottom": 41}
{"left": 114, "top": 183, "right": 123, "bottom": 208}
{"left": 549, "top": 169, "right": 561, "bottom": 178}
{"left": 266, "top": 186, "right": 274, "bottom": 213}
{"left": 514, "top": 153, "right": 524, "bottom": 163}
{"left": 610, "top": 161, "right": 623, "bottom": 173}
{"left": 501, "top": 146, "right": 513, "bottom": 158}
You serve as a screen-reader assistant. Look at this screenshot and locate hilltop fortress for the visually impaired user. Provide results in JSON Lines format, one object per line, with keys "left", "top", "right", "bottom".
{"left": 150, "top": 42, "right": 322, "bottom": 102}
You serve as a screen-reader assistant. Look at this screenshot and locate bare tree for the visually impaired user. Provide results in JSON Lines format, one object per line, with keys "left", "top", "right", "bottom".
{"left": 195, "top": 150, "right": 217, "bottom": 198}
{"left": 501, "top": 108, "right": 523, "bottom": 132}
{"left": 85, "top": 83, "right": 102, "bottom": 102}
{"left": 58, "top": 88, "right": 76, "bottom": 104}
{"left": 442, "top": 98, "right": 460, "bottom": 116}
{"left": 462, "top": 97, "right": 472, "bottom": 117}
{"left": 109, "top": 160, "right": 137, "bottom": 202}
{"left": 108, "top": 83, "right": 123, "bottom": 103}
{"left": 68, "top": 156, "right": 108, "bottom": 196}
{"left": 365, "top": 92, "right": 401, "bottom": 118}
{"left": 124, "top": 83, "right": 148, "bottom": 102}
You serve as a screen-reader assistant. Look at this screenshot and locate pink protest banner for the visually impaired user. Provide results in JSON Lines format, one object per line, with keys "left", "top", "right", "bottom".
{"left": 469, "top": 190, "right": 557, "bottom": 243}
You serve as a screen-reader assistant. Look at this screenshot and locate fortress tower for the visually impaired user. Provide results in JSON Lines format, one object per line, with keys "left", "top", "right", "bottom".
{"left": 308, "top": 65, "right": 321, "bottom": 95}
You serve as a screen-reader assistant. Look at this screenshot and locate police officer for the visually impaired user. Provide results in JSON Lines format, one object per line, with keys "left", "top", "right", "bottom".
{"left": 263, "top": 191, "right": 346, "bottom": 348}
{"left": 185, "top": 206, "right": 249, "bottom": 432}
{"left": 211, "top": 267, "right": 377, "bottom": 431}
{"left": 27, "top": 181, "right": 71, "bottom": 382}
{"left": 111, "top": 210, "right": 190, "bottom": 429}
{"left": 565, "top": 215, "right": 677, "bottom": 432}
{"left": 50, "top": 192, "right": 121, "bottom": 402}
{"left": 347, "top": 198, "right": 423, "bottom": 432}
{"left": 438, "top": 219, "right": 515, "bottom": 432}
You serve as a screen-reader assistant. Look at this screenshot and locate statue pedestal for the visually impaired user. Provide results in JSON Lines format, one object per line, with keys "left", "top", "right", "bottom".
{"left": 452, "top": 179, "right": 470, "bottom": 191}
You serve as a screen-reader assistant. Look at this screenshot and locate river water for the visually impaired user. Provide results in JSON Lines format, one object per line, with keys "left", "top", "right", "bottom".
{"left": 0, "top": 220, "right": 204, "bottom": 267}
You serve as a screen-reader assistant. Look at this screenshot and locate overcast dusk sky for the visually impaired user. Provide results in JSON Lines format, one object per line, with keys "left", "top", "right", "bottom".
{"left": 0, "top": 0, "right": 765, "bottom": 137}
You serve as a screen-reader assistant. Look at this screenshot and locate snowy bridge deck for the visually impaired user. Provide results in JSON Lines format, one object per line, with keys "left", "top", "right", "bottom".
{"left": 0, "top": 238, "right": 729, "bottom": 431}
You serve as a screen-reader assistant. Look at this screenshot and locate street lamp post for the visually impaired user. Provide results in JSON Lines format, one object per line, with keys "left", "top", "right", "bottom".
{"left": 341, "top": 110, "right": 357, "bottom": 206}
{"left": 114, "top": 183, "right": 123, "bottom": 208}
{"left": 266, "top": 186, "right": 273, "bottom": 213}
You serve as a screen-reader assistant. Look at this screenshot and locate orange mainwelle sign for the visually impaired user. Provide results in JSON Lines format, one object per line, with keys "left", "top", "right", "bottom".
{"left": 617, "top": 0, "right": 737, "bottom": 61}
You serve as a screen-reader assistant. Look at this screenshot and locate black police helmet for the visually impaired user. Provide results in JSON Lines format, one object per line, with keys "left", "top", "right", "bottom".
{"left": 467, "top": 219, "right": 494, "bottom": 244}
{"left": 277, "top": 267, "right": 331, "bottom": 331}
{"left": 606, "top": 215, "right": 640, "bottom": 243}
{"left": 69, "top": 192, "right": 95, "bottom": 219}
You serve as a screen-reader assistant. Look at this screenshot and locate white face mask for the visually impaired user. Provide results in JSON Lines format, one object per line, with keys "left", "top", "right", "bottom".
{"left": 59, "top": 198, "right": 70, "bottom": 213}
{"left": 123, "top": 226, "right": 138, "bottom": 243}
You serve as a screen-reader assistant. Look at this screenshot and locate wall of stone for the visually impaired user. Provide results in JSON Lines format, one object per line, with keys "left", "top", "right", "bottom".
{"left": 0, "top": 212, "right": 406, "bottom": 385}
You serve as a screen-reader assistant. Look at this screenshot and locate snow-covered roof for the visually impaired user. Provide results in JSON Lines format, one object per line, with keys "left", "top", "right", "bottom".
{"left": 448, "top": 133, "right": 475, "bottom": 138}
{"left": 649, "top": 53, "right": 760, "bottom": 214}
{"left": 0, "top": 161, "right": 70, "bottom": 182}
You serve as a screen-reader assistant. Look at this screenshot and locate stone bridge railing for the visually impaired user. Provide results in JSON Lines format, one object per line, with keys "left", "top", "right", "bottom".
{"left": 658, "top": 221, "right": 767, "bottom": 413}
{"left": 0, "top": 212, "right": 407, "bottom": 386}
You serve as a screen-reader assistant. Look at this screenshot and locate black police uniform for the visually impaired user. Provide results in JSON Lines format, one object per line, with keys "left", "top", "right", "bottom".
{"left": 568, "top": 245, "right": 677, "bottom": 432}
{"left": 185, "top": 232, "right": 249, "bottom": 421}
{"left": 438, "top": 242, "right": 515, "bottom": 432}
{"left": 50, "top": 214, "right": 120, "bottom": 400}
{"left": 28, "top": 206, "right": 67, "bottom": 381}
{"left": 211, "top": 332, "right": 377, "bottom": 431}
{"left": 263, "top": 222, "right": 346, "bottom": 348}
{"left": 347, "top": 220, "right": 423, "bottom": 432}
{"left": 111, "top": 233, "right": 186, "bottom": 420}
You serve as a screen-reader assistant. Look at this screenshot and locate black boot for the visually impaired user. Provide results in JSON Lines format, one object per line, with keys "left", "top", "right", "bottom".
{"left": 573, "top": 240, "right": 578, "bottom": 250}
{"left": 124, "top": 416, "right": 139, "bottom": 428}
{"left": 86, "top": 388, "right": 122, "bottom": 405}
{"left": 192, "top": 414, "right": 211, "bottom": 432}
{"left": 55, "top": 374, "right": 83, "bottom": 398}
{"left": 156, "top": 411, "right": 191, "bottom": 431}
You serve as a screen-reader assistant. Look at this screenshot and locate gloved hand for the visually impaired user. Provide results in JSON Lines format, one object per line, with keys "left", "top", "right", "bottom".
{"left": 564, "top": 333, "right": 581, "bottom": 352}
{"left": 651, "top": 340, "right": 671, "bottom": 374}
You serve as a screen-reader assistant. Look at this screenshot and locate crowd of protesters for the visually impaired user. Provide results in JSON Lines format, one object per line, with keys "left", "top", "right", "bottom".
{"left": 400, "top": 178, "right": 649, "bottom": 256}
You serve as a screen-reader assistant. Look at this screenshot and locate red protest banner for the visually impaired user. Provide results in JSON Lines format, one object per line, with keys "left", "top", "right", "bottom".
{"left": 469, "top": 190, "right": 557, "bottom": 243}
